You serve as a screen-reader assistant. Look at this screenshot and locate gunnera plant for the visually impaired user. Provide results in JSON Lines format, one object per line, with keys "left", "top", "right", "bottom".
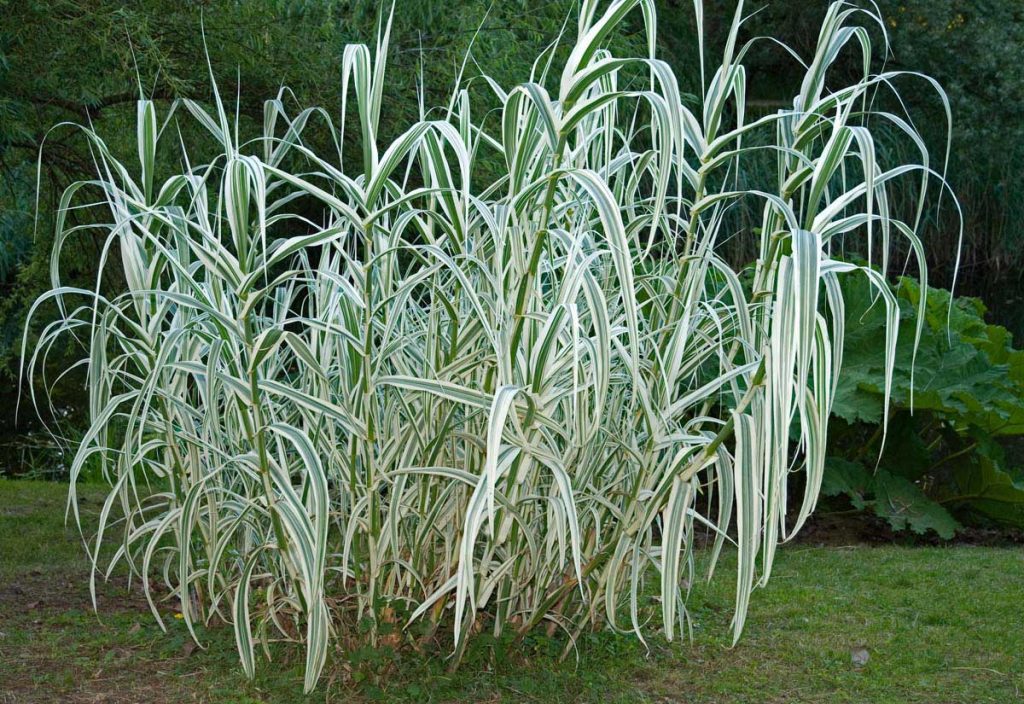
{"left": 23, "top": 0, "right": 954, "bottom": 692}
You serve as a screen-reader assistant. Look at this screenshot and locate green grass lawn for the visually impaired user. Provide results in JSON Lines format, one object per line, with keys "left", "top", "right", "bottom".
{"left": 1, "top": 479, "right": 1021, "bottom": 703}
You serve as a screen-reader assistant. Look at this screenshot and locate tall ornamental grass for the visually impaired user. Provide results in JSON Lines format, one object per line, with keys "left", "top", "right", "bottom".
{"left": 24, "top": 0, "right": 953, "bottom": 691}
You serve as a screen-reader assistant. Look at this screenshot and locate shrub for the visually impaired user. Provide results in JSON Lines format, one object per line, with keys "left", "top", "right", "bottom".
{"left": 23, "top": 0, "right": 950, "bottom": 691}
{"left": 824, "top": 276, "right": 1024, "bottom": 537}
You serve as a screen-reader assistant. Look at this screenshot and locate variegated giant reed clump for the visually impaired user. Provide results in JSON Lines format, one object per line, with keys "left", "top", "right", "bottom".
{"left": 24, "top": 0, "right": 952, "bottom": 692}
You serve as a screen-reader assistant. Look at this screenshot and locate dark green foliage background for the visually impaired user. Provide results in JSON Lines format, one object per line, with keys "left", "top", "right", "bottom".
{"left": 3, "top": 0, "right": 1022, "bottom": 371}
{"left": 2, "top": 0, "right": 1021, "bottom": 534}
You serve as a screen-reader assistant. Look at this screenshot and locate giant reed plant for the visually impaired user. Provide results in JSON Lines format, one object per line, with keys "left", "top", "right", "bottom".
{"left": 23, "top": 0, "right": 953, "bottom": 691}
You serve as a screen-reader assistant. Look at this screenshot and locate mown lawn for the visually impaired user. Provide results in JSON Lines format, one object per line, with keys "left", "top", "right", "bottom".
{"left": 1, "top": 479, "right": 1021, "bottom": 703}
